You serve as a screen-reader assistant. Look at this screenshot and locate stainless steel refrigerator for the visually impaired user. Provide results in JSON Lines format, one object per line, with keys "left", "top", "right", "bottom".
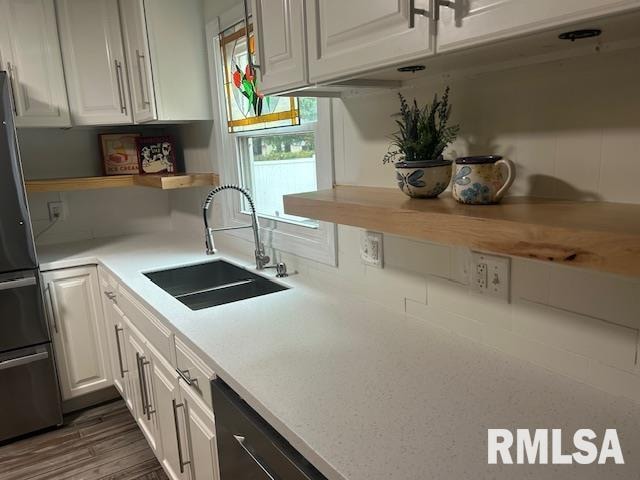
{"left": 0, "top": 71, "right": 63, "bottom": 442}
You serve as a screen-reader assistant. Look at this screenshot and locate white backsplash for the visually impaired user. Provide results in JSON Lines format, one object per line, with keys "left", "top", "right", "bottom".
{"left": 20, "top": 127, "right": 173, "bottom": 246}
{"left": 171, "top": 45, "right": 640, "bottom": 403}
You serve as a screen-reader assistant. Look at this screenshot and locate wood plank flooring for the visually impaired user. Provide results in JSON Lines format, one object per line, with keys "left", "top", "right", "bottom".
{"left": 0, "top": 400, "right": 167, "bottom": 480}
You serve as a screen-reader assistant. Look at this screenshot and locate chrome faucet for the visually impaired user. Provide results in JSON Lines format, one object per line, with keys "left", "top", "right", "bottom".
{"left": 202, "top": 184, "right": 271, "bottom": 270}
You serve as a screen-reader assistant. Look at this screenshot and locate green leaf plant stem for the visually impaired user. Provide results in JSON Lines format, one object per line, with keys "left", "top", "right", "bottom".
{"left": 383, "top": 86, "right": 460, "bottom": 165}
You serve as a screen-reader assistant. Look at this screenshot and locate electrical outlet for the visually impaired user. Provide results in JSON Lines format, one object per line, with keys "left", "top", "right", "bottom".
{"left": 476, "top": 262, "right": 488, "bottom": 289}
{"left": 47, "top": 201, "right": 66, "bottom": 221}
{"left": 471, "top": 251, "right": 510, "bottom": 302}
{"left": 360, "top": 231, "right": 383, "bottom": 268}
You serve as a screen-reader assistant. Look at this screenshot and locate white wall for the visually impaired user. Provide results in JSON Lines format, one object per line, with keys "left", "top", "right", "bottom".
{"left": 204, "top": 0, "right": 241, "bottom": 23}
{"left": 20, "top": 128, "right": 173, "bottom": 245}
{"left": 172, "top": 44, "right": 640, "bottom": 403}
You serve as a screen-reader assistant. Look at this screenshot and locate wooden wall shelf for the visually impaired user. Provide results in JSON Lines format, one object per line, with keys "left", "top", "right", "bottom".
{"left": 283, "top": 186, "right": 640, "bottom": 277}
{"left": 132, "top": 173, "right": 219, "bottom": 189}
{"left": 25, "top": 173, "right": 219, "bottom": 193}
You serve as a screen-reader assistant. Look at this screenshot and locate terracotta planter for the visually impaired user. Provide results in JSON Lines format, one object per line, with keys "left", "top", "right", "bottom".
{"left": 395, "top": 160, "right": 452, "bottom": 198}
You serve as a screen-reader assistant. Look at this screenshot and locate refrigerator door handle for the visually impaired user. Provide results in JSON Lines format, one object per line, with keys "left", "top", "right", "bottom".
{"left": 0, "top": 351, "right": 49, "bottom": 371}
{"left": 0, "top": 275, "right": 36, "bottom": 291}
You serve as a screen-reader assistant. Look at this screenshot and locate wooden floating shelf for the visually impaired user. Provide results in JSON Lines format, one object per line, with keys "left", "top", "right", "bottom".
{"left": 25, "top": 173, "right": 220, "bottom": 193}
{"left": 283, "top": 186, "right": 640, "bottom": 277}
{"left": 25, "top": 175, "right": 136, "bottom": 192}
{"left": 132, "top": 173, "right": 219, "bottom": 189}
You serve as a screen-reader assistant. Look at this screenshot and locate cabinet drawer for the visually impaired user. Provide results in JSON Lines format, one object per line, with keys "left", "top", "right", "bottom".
{"left": 117, "top": 286, "right": 174, "bottom": 364}
{"left": 175, "top": 337, "right": 215, "bottom": 409}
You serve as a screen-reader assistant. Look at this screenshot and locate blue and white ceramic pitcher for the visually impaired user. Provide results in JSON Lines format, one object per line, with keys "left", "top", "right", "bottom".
{"left": 452, "top": 155, "right": 515, "bottom": 204}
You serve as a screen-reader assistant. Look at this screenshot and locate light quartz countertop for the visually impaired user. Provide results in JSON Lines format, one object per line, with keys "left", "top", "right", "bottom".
{"left": 38, "top": 233, "right": 640, "bottom": 480}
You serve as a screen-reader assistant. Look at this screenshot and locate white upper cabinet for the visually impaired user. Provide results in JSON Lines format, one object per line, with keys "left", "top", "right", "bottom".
{"left": 57, "top": 0, "right": 132, "bottom": 125}
{"left": 0, "top": 0, "right": 70, "bottom": 127}
{"left": 119, "top": 0, "right": 156, "bottom": 123}
{"left": 120, "top": 0, "right": 212, "bottom": 123}
{"left": 437, "top": 0, "right": 640, "bottom": 53}
{"left": 43, "top": 266, "right": 112, "bottom": 401}
{"left": 251, "top": 0, "right": 307, "bottom": 95}
{"left": 306, "top": 0, "right": 434, "bottom": 83}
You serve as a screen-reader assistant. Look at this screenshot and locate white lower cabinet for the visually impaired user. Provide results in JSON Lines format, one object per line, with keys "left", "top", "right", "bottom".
{"left": 179, "top": 380, "right": 219, "bottom": 480}
{"left": 43, "top": 266, "right": 112, "bottom": 400}
{"left": 99, "top": 268, "right": 137, "bottom": 412}
{"left": 115, "top": 280, "right": 218, "bottom": 479}
{"left": 56, "top": 265, "right": 220, "bottom": 478}
{"left": 124, "top": 317, "right": 161, "bottom": 455}
{"left": 148, "top": 342, "right": 220, "bottom": 480}
{"left": 151, "top": 346, "right": 189, "bottom": 480}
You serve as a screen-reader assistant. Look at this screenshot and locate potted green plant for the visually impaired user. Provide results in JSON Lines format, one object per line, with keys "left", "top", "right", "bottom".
{"left": 383, "top": 87, "right": 460, "bottom": 198}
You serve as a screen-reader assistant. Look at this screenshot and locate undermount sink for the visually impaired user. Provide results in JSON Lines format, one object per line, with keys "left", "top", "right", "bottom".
{"left": 144, "top": 260, "right": 288, "bottom": 310}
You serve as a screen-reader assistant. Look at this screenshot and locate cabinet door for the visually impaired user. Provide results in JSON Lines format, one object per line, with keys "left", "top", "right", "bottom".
{"left": 98, "top": 281, "right": 137, "bottom": 412}
{"left": 125, "top": 321, "right": 161, "bottom": 455}
{"left": 306, "top": 0, "right": 433, "bottom": 83}
{"left": 100, "top": 288, "right": 126, "bottom": 397}
{"left": 43, "top": 266, "right": 111, "bottom": 400}
{"left": 251, "top": 0, "right": 307, "bottom": 95}
{"left": 0, "top": 0, "right": 70, "bottom": 127}
{"left": 150, "top": 347, "right": 190, "bottom": 480}
{"left": 437, "top": 0, "right": 640, "bottom": 53}
{"left": 119, "top": 0, "right": 157, "bottom": 123}
{"left": 180, "top": 381, "right": 219, "bottom": 480}
{"left": 143, "top": 0, "right": 212, "bottom": 121}
{"left": 57, "top": 0, "right": 132, "bottom": 125}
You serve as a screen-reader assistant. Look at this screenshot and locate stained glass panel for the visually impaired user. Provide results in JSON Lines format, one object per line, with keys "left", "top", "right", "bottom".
{"left": 220, "top": 23, "right": 300, "bottom": 132}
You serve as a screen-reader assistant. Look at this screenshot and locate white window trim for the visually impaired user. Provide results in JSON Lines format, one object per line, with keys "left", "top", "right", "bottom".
{"left": 205, "top": 19, "right": 337, "bottom": 266}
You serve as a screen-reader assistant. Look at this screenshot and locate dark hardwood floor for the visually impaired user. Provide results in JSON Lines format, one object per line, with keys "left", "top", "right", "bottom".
{"left": 0, "top": 400, "right": 168, "bottom": 480}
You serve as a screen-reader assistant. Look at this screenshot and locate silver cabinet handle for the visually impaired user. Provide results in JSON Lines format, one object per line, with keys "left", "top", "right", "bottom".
{"left": 114, "top": 59, "right": 127, "bottom": 114}
{"left": 135, "top": 49, "right": 150, "bottom": 107}
{"left": 172, "top": 400, "right": 191, "bottom": 473}
{"left": 177, "top": 367, "right": 201, "bottom": 395}
{"left": 176, "top": 367, "right": 192, "bottom": 386}
{"left": 6, "top": 61, "right": 18, "bottom": 115}
{"left": 46, "top": 285, "right": 59, "bottom": 334}
{"left": 0, "top": 276, "right": 36, "bottom": 291}
{"left": 409, "top": 0, "right": 431, "bottom": 28}
{"left": 434, "top": 0, "right": 455, "bottom": 21}
{"left": 233, "top": 435, "right": 276, "bottom": 480}
{"left": 104, "top": 290, "right": 116, "bottom": 301}
{"left": 0, "top": 351, "right": 49, "bottom": 371}
{"left": 140, "top": 357, "right": 155, "bottom": 420}
{"left": 136, "top": 352, "right": 147, "bottom": 415}
{"left": 114, "top": 325, "right": 127, "bottom": 378}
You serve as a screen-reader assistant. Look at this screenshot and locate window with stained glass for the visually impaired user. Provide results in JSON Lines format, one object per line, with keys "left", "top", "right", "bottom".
{"left": 220, "top": 22, "right": 300, "bottom": 132}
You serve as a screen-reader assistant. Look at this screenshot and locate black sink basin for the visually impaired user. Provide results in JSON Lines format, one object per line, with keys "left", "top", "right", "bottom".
{"left": 145, "top": 260, "right": 288, "bottom": 310}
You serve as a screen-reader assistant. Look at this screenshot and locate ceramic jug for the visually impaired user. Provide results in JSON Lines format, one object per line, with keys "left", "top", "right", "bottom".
{"left": 452, "top": 155, "right": 515, "bottom": 204}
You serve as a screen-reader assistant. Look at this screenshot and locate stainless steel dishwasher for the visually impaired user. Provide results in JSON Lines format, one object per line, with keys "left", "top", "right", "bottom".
{"left": 211, "top": 379, "right": 327, "bottom": 480}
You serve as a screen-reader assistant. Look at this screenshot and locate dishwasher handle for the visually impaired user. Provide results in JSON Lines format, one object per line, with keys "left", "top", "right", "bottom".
{"left": 233, "top": 435, "right": 277, "bottom": 480}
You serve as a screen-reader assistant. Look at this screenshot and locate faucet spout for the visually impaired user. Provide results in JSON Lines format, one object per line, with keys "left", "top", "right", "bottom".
{"left": 202, "top": 184, "right": 271, "bottom": 269}
{"left": 205, "top": 227, "right": 216, "bottom": 255}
